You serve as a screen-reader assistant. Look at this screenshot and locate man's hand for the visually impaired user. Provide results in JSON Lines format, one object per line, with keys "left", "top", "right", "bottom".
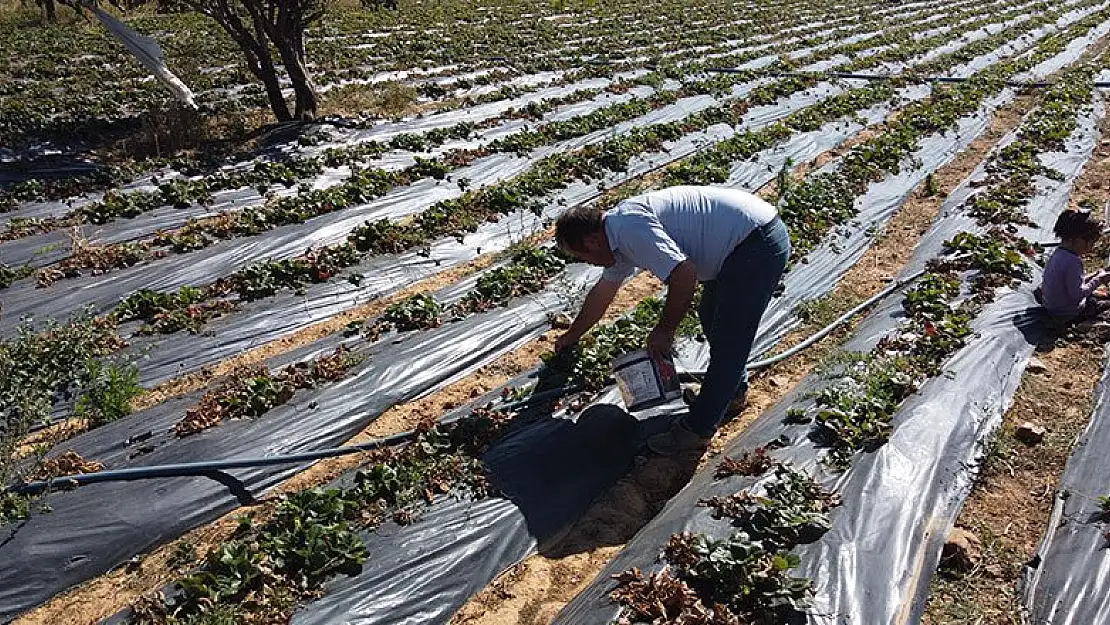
{"left": 554, "top": 332, "right": 580, "bottom": 353}
{"left": 646, "top": 325, "right": 675, "bottom": 361}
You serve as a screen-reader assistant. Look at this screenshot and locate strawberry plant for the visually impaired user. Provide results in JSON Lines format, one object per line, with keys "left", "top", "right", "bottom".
{"left": 74, "top": 358, "right": 143, "bottom": 429}
{"left": 0, "top": 313, "right": 127, "bottom": 524}
{"left": 0, "top": 263, "right": 34, "bottom": 289}
{"left": 701, "top": 465, "right": 841, "bottom": 547}
{"left": 134, "top": 404, "right": 514, "bottom": 621}
{"left": 380, "top": 293, "right": 443, "bottom": 331}
{"left": 452, "top": 246, "right": 566, "bottom": 314}
{"left": 715, "top": 448, "right": 774, "bottom": 478}
{"left": 613, "top": 466, "right": 840, "bottom": 623}
{"left": 175, "top": 346, "right": 360, "bottom": 436}
{"left": 542, "top": 294, "right": 701, "bottom": 390}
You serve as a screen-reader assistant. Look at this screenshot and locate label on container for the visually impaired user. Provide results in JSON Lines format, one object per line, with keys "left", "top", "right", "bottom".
{"left": 615, "top": 358, "right": 663, "bottom": 409}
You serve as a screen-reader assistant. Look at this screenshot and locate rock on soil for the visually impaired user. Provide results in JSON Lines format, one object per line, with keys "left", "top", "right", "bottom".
{"left": 941, "top": 527, "right": 982, "bottom": 573}
{"left": 1015, "top": 421, "right": 1047, "bottom": 445}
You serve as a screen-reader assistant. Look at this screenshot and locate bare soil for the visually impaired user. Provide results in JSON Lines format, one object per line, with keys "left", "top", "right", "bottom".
{"left": 921, "top": 344, "right": 1105, "bottom": 625}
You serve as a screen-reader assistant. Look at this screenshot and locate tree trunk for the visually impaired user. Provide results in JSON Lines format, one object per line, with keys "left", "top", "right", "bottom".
{"left": 276, "top": 28, "right": 318, "bottom": 121}
{"left": 255, "top": 51, "right": 293, "bottom": 121}
{"left": 224, "top": 34, "right": 292, "bottom": 121}
{"left": 43, "top": 0, "right": 56, "bottom": 22}
{"left": 220, "top": 11, "right": 293, "bottom": 122}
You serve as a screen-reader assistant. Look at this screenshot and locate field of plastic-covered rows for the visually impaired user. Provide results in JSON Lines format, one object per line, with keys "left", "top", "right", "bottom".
{"left": 5, "top": 0, "right": 1110, "bottom": 622}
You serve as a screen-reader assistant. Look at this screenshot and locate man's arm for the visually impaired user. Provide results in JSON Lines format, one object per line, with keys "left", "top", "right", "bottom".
{"left": 647, "top": 260, "right": 698, "bottom": 360}
{"left": 555, "top": 278, "right": 622, "bottom": 352}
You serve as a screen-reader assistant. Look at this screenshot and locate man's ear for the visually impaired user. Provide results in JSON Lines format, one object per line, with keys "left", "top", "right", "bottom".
{"left": 584, "top": 231, "right": 606, "bottom": 252}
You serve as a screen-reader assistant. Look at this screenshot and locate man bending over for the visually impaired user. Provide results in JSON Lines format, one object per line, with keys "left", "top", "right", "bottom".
{"left": 554, "top": 185, "right": 790, "bottom": 455}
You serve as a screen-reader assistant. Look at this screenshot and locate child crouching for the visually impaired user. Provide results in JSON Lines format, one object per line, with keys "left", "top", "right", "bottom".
{"left": 1036, "top": 208, "right": 1110, "bottom": 324}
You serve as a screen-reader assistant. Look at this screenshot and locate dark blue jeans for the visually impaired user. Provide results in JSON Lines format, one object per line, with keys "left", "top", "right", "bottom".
{"left": 685, "top": 216, "right": 790, "bottom": 436}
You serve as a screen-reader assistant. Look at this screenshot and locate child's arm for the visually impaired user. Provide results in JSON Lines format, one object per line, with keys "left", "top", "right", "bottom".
{"left": 1063, "top": 259, "right": 1096, "bottom": 303}
{"left": 1083, "top": 269, "right": 1110, "bottom": 296}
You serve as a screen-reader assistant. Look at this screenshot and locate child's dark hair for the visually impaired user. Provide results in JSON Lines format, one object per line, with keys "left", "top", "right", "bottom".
{"left": 1054, "top": 209, "right": 1103, "bottom": 241}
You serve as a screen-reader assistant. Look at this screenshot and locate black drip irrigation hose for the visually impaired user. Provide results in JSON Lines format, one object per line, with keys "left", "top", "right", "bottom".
{"left": 12, "top": 269, "right": 932, "bottom": 497}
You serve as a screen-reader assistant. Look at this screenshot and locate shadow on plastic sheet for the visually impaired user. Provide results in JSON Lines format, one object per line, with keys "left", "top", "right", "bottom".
{"left": 1011, "top": 304, "right": 1066, "bottom": 353}
{"left": 483, "top": 402, "right": 678, "bottom": 549}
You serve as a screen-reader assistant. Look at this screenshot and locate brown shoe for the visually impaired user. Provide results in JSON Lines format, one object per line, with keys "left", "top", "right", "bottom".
{"left": 647, "top": 418, "right": 711, "bottom": 456}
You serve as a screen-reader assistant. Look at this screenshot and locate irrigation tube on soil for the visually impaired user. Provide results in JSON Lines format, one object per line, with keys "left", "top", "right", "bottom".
{"left": 554, "top": 85, "right": 1104, "bottom": 625}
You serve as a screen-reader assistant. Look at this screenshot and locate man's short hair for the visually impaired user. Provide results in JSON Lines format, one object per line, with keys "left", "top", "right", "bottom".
{"left": 555, "top": 205, "right": 604, "bottom": 251}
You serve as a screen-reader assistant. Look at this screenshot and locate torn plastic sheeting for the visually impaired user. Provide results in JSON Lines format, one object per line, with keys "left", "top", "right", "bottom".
{"left": 88, "top": 6, "right": 196, "bottom": 108}
{"left": 1019, "top": 345, "right": 1110, "bottom": 625}
{"left": 553, "top": 90, "right": 1103, "bottom": 625}
{"left": 0, "top": 259, "right": 599, "bottom": 623}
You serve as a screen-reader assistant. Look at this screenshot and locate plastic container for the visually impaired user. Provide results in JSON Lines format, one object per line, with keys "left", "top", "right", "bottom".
{"left": 612, "top": 349, "right": 682, "bottom": 411}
